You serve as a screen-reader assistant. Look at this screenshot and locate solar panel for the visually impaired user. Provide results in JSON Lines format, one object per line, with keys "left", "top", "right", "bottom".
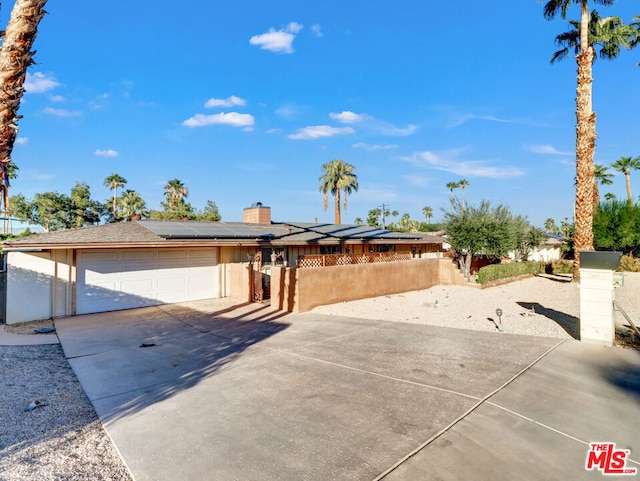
{"left": 139, "top": 221, "right": 285, "bottom": 239}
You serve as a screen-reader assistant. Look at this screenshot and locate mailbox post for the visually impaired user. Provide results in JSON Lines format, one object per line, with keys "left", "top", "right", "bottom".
{"left": 579, "top": 251, "right": 622, "bottom": 347}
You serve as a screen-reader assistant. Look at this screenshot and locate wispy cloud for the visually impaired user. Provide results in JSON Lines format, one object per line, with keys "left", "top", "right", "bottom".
{"left": 50, "top": 95, "right": 65, "bottom": 102}
{"left": 311, "top": 24, "right": 324, "bottom": 38}
{"left": 275, "top": 105, "right": 302, "bottom": 120}
{"left": 250, "top": 22, "right": 303, "bottom": 54}
{"left": 15, "top": 137, "right": 28, "bottom": 145}
{"left": 43, "top": 107, "right": 82, "bottom": 117}
{"left": 288, "top": 125, "right": 355, "bottom": 140}
{"left": 445, "top": 113, "right": 510, "bottom": 128}
{"left": 528, "top": 144, "right": 573, "bottom": 156}
{"left": 329, "top": 111, "right": 372, "bottom": 124}
{"left": 352, "top": 142, "right": 398, "bottom": 152}
{"left": 373, "top": 122, "right": 419, "bottom": 136}
{"left": 205, "top": 96, "right": 246, "bottom": 108}
{"left": 403, "top": 174, "right": 430, "bottom": 187}
{"left": 24, "top": 72, "right": 59, "bottom": 94}
{"left": 182, "top": 112, "right": 255, "bottom": 128}
{"left": 94, "top": 149, "right": 119, "bottom": 158}
{"left": 403, "top": 149, "right": 524, "bottom": 178}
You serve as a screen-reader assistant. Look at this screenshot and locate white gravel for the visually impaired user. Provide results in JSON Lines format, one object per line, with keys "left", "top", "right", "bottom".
{"left": 312, "top": 273, "right": 640, "bottom": 345}
{"left": 0, "top": 345, "right": 132, "bottom": 481}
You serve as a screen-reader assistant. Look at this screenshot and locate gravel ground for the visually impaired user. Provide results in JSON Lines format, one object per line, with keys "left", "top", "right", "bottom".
{"left": 0, "top": 345, "right": 132, "bottom": 481}
{"left": 312, "top": 272, "right": 640, "bottom": 347}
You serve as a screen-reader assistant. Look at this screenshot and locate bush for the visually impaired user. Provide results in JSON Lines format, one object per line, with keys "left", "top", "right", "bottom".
{"left": 545, "top": 259, "right": 573, "bottom": 275}
{"left": 618, "top": 254, "right": 640, "bottom": 272}
{"left": 477, "top": 261, "right": 542, "bottom": 284}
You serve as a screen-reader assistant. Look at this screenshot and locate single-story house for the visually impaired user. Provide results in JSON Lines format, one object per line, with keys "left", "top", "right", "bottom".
{"left": 507, "top": 234, "right": 566, "bottom": 263}
{"left": 2, "top": 202, "right": 445, "bottom": 324}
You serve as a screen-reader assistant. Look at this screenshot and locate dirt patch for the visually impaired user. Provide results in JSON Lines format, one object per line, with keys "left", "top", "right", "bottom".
{"left": 4, "top": 318, "right": 54, "bottom": 335}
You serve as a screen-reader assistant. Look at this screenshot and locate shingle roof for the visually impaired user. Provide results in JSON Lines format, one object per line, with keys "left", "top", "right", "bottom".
{"left": 2, "top": 220, "right": 443, "bottom": 250}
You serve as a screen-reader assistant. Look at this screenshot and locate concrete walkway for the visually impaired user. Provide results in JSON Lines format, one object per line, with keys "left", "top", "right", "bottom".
{"left": 50, "top": 299, "right": 640, "bottom": 480}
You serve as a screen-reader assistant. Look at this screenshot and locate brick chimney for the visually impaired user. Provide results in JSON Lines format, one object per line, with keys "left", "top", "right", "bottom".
{"left": 243, "top": 202, "right": 271, "bottom": 224}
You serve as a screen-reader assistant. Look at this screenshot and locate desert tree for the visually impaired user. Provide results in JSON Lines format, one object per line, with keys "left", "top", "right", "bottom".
{"left": 611, "top": 155, "right": 640, "bottom": 203}
{"left": 318, "top": 159, "right": 358, "bottom": 224}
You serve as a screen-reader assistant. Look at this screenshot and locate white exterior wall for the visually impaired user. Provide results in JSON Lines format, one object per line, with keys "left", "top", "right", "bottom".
{"left": 6, "top": 250, "right": 74, "bottom": 324}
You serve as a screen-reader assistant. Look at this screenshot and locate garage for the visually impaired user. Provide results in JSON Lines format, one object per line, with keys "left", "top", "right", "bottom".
{"left": 77, "top": 248, "right": 219, "bottom": 314}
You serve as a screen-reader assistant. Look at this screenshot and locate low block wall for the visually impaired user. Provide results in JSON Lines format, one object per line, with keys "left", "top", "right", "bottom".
{"left": 228, "top": 263, "right": 251, "bottom": 302}
{"left": 271, "top": 257, "right": 465, "bottom": 313}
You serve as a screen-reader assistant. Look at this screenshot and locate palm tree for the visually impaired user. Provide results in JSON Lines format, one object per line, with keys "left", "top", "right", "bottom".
{"left": 422, "top": 205, "right": 433, "bottom": 224}
{"left": 164, "top": 178, "right": 189, "bottom": 210}
{"left": 445, "top": 181, "right": 459, "bottom": 214}
{"left": 603, "top": 192, "right": 616, "bottom": 201}
{"left": 592, "top": 163, "right": 613, "bottom": 206}
{"left": 318, "top": 159, "right": 358, "bottom": 224}
{"left": 0, "top": 1, "right": 48, "bottom": 170}
{"left": 391, "top": 210, "right": 399, "bottom": 225}
{"left": 353, "top": 217, "right": 364, "bottom": 225}
{"left": 119, "top": 189, "right": 148, "bottom": 221}
{"left": 103, "top": 173, "right": 127, "bottom": 219}
{"left": 457, "top": 179, "right": 470, "bottom": 214}
{"left": 611, "top": 156, "right": 640, "bottom": 203}
{"left": 544, "top": 0, "right": 638, "bottom": 280}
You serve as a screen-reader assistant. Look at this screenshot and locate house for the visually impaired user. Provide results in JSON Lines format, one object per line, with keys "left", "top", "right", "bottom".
{"left": 2, "top": 203, "right": 446, "bottom": 324}
{"left": 506, "top": 234, "right": 565, "bottom": 263}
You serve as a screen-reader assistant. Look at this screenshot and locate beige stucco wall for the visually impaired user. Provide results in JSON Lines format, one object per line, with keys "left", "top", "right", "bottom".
{"left": 272, "top": 257, "right": 461, "bottom": 313}
{"left": 228, "top": 262, "right": 251, "bottom": 302}
{"left": 6, "top": 250, "right": 74, "bottom": 324}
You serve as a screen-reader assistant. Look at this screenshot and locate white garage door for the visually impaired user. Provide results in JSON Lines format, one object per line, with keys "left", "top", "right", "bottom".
{"left": 77, "top": 248, "right": 218, "bottom": 314}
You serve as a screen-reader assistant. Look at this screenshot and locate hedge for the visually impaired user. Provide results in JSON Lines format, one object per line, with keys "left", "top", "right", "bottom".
{"left": 477, "top": 261, "right": 542, "bottom": 284}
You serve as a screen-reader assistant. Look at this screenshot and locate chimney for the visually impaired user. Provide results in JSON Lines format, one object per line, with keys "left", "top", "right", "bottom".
{"left": 243, "top": 202, "right": 271, "bottom": 225}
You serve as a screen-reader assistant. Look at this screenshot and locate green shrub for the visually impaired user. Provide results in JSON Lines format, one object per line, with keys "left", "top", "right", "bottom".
{"left": 477, "top": 261, "right": 542, "bottom": 284}
{"left": 618, "top": 254, "right": 640, "bottom": 272}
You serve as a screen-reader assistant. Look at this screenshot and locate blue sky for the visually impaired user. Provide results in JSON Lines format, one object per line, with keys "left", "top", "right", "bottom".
{"left": 9, "top": 0, "right": 640, "bottom": 227}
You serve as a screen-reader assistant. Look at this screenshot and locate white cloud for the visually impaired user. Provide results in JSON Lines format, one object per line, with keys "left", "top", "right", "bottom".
{"left": 15, "top": 137, "right": 28, "bottom": 145}
{"left": 404, "top": 149, "right": 524, "bottom": 179}
{"left": 249, "top": 22, "right": 303, "bottom": 54}
{"left": 403, "top": 175, "right": 430, "bottom": 187}
{"left": 94, "top": 149, "right": 119, "bottom": 158}
{"left": 205, "top": 96, "right": 246, "bottom": 108}
{"left": 275, "top": 105, "right": 302, "bottom": 120}
{"left": 266, "top": 128, "right": 283, "bottom": 134}
{"left": 50, "top": 95, "right": 65, "bottom": 102}
{"left": 329, "top": 111, "right": 372, "bottom": 124}
{"left": 529, "top": 144, "right": 572, "bottom": 156}
{"left": 288, "top": 125, "right": 355, "bottom": 140}
{"left": 311, "top": 24, "right": 323, "bottom": 37}
{"left": 182, "top": 112, "right": 255, "bottom": 128}
{"left": 352, "top": 142, "right": 398, "bottom": 152}
{"left": 373, "top": 122, "right": 419, "bottom": 136}
{"left": 42, "top": 107, "right": 81, "bottom": 117}
{"left": 24, "top": 72, "right": 59, "bottom": 94}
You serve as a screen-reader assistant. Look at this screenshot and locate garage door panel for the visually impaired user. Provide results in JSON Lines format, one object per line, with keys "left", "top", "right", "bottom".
{"left": 77, "top": 248, "right": 218, "bottom": 314}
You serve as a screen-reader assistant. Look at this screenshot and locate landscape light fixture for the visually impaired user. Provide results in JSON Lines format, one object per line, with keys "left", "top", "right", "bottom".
{"left": 495, "top": 308, "right": 504, "bottom": 332}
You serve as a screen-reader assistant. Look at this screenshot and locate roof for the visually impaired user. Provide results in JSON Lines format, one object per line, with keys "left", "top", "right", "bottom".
{"left": 2, "top": 220, "right": 443, "bottom": 251}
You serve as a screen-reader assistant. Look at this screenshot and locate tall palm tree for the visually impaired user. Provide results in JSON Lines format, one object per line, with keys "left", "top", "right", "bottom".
{"left": 103, "top": 173, "right": 127, "bottom": 219}
{"left": 457, "top": 179, "right": 470, "bottom": 214}
{"left": 592, "top": 163, "right": 613, "bottom": 206}
{"left": 611, "top": 156, "right": 640, "bottom": 203}
{"left": 445, "top": 181, "right": 459, "bottom": 214}
{"left": 164, "top": 178, "right": 189, "bottom": 210}
{"left": 318, "top": 159, "right": 358, "bottom": 224}
{"left": 0, "top": 0, "right": 48, "bottom": 170}
{"left": 422, "top": 205, "right": 433, "bottom": 224}
{"left": 544, "top": 0, "right": 637, "bottom": 280}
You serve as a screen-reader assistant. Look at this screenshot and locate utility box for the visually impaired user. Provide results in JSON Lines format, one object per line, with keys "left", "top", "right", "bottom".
{"left": 579, "top": 251, "right": 622, "bottom": 347}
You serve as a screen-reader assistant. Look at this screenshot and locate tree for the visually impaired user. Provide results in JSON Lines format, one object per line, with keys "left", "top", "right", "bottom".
{"left": 422, "top": 206, "right": 433, "bottom": 224}
{"left": 593, "top": 163, "right": 614, "bottom": 206}
{"left": 118, "top": 189, "right": 148, "bottom": 221}
{"left": 0, "top": 0, "right": 48, "bottom": 170}
{"left": 544, "top": 0, "right": 638, "bottom": 280}
{"left": 103, "top": 173, "right": 127, "bottom": 220}
{"left": 163, "top": 178, "right": 189, "bottom": 210}
{"left": 69, "top": 182, "right": 103, "bottom": 228}
{"left": 611, "top": 155, "right": 640, "bottom": 203}
{"left": 544, "top": 217, "right": 560, "bottom": 234}
{"left": 318, "top": 159, "right": 358, "bottom": 224}
{"left": 593, "top": 198, "right": 640, "bottom": 254}
{"left": 445, "top": 181, "right": 459, "bottom": 214}
{"left": 391, "top": 210, "right": 399, "bottom": 225}
{"left": 398, "top": 213, "right": 418, "bottom": 233}
{"left": 604, "top": 192, "right": 616, "bottom": 201}
{"left": 457, "top": 179, "right": 470, "bottom": 214}
{"left": 366, "top": 208, "right": 381, "bottom": 227}
{"left": 0, "top": 161, "right": 18, "bottom": 231}
{"left": 444, "top": 201, "right": 539, "bottom": 279}
{"left": 197, "top": 200, "right": 221, "bottom": 222}
{"left": 353, "top": 217, "right": 364, "bottom": 225}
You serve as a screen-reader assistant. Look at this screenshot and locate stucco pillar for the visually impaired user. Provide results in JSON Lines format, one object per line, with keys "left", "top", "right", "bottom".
{"left": 580, "top": 268, "right": 615, "bottom": 347}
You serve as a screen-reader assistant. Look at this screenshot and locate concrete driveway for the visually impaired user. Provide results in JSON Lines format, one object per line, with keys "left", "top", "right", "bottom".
{"left": 55, "top": 298, "right": 640, "bottom": 481}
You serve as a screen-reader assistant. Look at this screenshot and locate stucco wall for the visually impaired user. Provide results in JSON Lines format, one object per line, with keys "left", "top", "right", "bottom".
{"left": 271, "top": 257, "right": 461, "bottom": 313}
{"left": 6, "top": 250, "right": 74, "bottom": 324}
{"left": 228, "top": 262, "right": 251, "bottom": 301}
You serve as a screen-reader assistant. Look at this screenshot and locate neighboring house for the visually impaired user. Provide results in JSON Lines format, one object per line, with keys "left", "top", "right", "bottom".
{"left": 515, "top": 234, "right": 565, "bottom": 262}
{"left": 2, "top": 202, "right": 444, "bottom": 324}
